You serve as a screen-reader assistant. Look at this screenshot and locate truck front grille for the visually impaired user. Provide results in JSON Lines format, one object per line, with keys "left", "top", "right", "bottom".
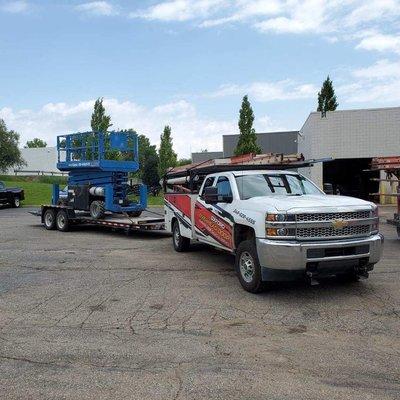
{"left": 296, "top": 211, "right": 371, "bottom": 222}
{"left": 297, "top": 224, "right": 371, "bottom": 239}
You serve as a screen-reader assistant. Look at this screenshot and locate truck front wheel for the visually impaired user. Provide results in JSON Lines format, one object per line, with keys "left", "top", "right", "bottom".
{"left": 235, "top": 240, "right": 264, "bottom": 293}
{"left": 172, "top": 220, "right": 190, "bottom": 252}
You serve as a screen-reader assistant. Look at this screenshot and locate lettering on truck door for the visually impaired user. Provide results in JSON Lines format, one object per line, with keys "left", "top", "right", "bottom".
{"left": 194, "top": 176, "right": 234, "bottom": 250}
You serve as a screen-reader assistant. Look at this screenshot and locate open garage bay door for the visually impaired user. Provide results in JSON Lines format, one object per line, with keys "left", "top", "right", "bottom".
{"left": 323, "top": 158, "right": 379, "bottom": 201}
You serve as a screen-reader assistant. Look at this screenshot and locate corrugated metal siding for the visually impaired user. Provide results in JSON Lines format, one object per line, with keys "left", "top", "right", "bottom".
{"left": 192, "top": 151, "right": 223, "bottom": 163}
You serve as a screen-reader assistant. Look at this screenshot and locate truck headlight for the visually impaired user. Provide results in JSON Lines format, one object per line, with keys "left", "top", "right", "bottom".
{"left": 266, "top": 227, "right": 295, "bottom": 237}
{"left": 266, "top": 213, "right": 286, "bottom": 222}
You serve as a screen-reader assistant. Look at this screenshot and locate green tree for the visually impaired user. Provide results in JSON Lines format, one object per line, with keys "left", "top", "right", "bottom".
{"left": 158, "top": 125, "right": 177, "bottom": 176}
{"left": 317, "top": 76, "right": 338, "bottom": 114}
{"left": 91, "top": 98, "right": 112, "bottom": 132}
{"left": 0, "top": 119, "right": 26, "bottom": 172}
{"left": 177, "top": 158, "right": 192, "bottom": 166}
{"left": 234, "top": 95, "right": 261, "bottom": 156}
{"left": 25, "top": 138, "right": 47, "bottom": 148}
{"left": 137, "top": 134, "right": 160, "bottom": 187}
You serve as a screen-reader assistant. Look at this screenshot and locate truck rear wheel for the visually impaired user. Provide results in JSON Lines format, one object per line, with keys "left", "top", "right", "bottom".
{"left": 235, "top": 240, "right": 264, "bottom": 293}
{"left": 90, "top": 200, "right": 105, "bottom": 219}
{"left": 56, "top": 210, "right": 70, "bottom": 232}
{"left": 172, "top": 220, "right": 190, "bottom": 252}
{"left": 11, "top": 196, "right": 20, "bottom": 208}
{"left": 44, "top": 209, "right": 56, "bottom": 230}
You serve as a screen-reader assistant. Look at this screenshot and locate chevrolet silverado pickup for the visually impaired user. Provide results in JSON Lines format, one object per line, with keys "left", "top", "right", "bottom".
{"left": 164, "top": 170, "right": 383, "bottom": 293}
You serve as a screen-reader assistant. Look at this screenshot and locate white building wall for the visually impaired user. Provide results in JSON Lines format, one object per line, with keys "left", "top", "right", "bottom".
{"left": 7, "top": 147, "right": 58, "bottom": 175}
{"left": 299, "top": 107, "right": 400, "bottom": 189}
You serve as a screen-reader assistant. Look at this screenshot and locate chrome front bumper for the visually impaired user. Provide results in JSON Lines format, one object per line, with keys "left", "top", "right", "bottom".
{"left": 256, "top": 233, "right": 384, "bottom": 275}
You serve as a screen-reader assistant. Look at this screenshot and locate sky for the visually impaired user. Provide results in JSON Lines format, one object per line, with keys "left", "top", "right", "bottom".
{"left": 0, "top": 0, "right": 399, "bottom": 157}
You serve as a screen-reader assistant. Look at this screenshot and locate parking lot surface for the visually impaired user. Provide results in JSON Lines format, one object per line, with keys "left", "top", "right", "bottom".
{"left": 0, "top": 206, "right": 399, "bottom": 399}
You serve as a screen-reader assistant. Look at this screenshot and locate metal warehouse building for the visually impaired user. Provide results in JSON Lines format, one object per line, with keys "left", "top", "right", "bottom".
{"left": 298, "top": 107, "right": 400, "bottom": 201}
{"left": 219, "top": 106, "right": 400, "bottom": 202}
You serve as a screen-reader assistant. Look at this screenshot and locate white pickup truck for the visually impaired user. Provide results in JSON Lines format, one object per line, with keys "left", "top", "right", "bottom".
{"left": 164, "top": 169, "right": 383, "bottom": 293}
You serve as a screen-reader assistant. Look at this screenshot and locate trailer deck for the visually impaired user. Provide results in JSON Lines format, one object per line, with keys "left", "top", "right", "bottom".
{"left": 37, "top": 205, "right": 165, "bottom": 232}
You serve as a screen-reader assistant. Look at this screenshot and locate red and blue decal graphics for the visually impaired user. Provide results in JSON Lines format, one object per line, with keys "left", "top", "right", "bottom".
{"left": 194, "top": 201, "right": 233, "bottom": 250}
{"left": 165, "top": 194, "right": 191, "bottom": 218}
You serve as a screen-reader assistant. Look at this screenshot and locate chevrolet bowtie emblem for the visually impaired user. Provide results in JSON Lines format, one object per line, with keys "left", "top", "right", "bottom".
{"left": 332, "top": 219, "right": 348, "bottom": 230}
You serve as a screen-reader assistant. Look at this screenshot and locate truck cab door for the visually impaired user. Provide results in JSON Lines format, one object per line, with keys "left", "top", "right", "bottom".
{"left": 194, "top": 175, "right": 234, "bottom": 250}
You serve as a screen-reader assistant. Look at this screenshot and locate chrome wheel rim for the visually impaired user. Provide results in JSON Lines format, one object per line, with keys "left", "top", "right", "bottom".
{"left": 14, "top": 198, "right": 20, "bottom": 207}
{"left": 57, "top": 213, "right": 66, "bottom": 228}
{"left": 240, "top": 251, "right": 255, "bottom": 283}
{"left": 45, "top": 212, "right": 53, "bottom": 226}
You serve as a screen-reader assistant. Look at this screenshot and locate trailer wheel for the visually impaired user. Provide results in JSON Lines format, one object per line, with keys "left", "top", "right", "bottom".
{"left": 235, "top": 240, "right": 264, "bottom": 293}
{"left": 90, "top": 200, "right": 105, "bottom": 219}
{"left": 56, "top": 210, "right": 69, "bottom": 232}
{"left": 11, "top": 196, "right": 20, "bottom": 208}
{"left": 44, "top": 209, "right": 56, "bottom": 230}
{"left": 172, "top": 221, "right": 190, "bottom": 252}
{"left": 128, "top": 211, "right": 142, "bottom": 218}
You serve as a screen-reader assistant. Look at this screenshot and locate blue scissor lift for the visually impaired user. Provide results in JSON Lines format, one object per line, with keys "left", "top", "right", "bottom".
{"left": 53, "top": 131, "right": 147, "bottom": 219}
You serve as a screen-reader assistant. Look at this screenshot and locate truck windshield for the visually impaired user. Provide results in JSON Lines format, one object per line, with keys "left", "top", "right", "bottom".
{"left": 235, "top": 174, "right": 323, "bottom": 199}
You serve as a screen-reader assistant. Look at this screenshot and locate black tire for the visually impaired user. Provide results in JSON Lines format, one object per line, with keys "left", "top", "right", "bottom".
{"left": 43, "top": 209, "right": 56, "bottom": 230}
{"left": 11, "top": 196, "right": 20, "bottom": 208}
{"left": 128, "top": 211, "right": 142, "bottom": 218}
{"left": 235, "top": 239, "right": 264, "bottom": 293}
{"left": 397, "top": 227, "right": 400, "bottom": 239}
{"left": 90, "top": 200, "right": 105, "bottom": 219}
{"left": 172, "top": 220, "right": 190, "bottom": 252}
{"left": 56, "top": 210, "right": 70, "bottom": 232}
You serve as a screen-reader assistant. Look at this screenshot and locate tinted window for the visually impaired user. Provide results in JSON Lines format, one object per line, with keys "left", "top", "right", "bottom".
{"left": 0, "top": 182, "right": 4, "bottom": 190}
{"left": 216, "top": 177, "right": 232, "bottom": 197}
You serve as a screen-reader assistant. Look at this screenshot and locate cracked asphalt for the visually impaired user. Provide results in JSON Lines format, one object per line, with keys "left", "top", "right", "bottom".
{"left": 0, "top": 206, "right": 399, "bottom": 399}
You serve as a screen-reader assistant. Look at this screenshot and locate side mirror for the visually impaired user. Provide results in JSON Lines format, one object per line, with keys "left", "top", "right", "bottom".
{"left": 323, "top": 183, "right": 334, "bottom": 195}
{"left": 203, "top": 186, "right": 218, "bottom": 204}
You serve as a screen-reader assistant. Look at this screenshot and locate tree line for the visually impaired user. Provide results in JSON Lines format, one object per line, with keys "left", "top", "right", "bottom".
{"left": 0, "top": 76, "right": 338, "bottom": 176}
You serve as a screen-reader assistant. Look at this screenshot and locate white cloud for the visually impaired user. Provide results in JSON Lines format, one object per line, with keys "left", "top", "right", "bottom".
{"left": 130, "top": 0, "right": 400, "bottom": 54}
{"left": 0, "top": 98, "right": 245, "bottom": 157}
{"left": 337, "top": 58, "right": 400, "bottom": 103}
{"left": 356, "top": 32, "right": 400, "bottom": 54}
{"left": 75, "top": 1, "right": 117, "bottom": 17}
{"left": 206, "top": 80, "right": 318, "bottom": 101}
{"left": 1, "top": 1, "right": 29, "bottom": 13}
{"left": 352, "top": 59, "right": 400, "bottom": 80}
{"left": 130, "top": 0, "right": 227, "bottom": 22}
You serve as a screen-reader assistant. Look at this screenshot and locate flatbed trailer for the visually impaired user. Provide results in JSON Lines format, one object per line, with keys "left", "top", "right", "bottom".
{"left": 38, "top": 204, "right": 165, "bottom": 233}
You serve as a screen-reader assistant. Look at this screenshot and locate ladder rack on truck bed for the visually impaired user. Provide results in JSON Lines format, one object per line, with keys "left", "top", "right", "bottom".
{"left": 39, "top": 204, "right": 164, "bottom": 232}
{"left": 370, "top": 156, "right": 400, "bottom": 237}
{"left": 163, "top": 152, "right": 330, "bottom": 193}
